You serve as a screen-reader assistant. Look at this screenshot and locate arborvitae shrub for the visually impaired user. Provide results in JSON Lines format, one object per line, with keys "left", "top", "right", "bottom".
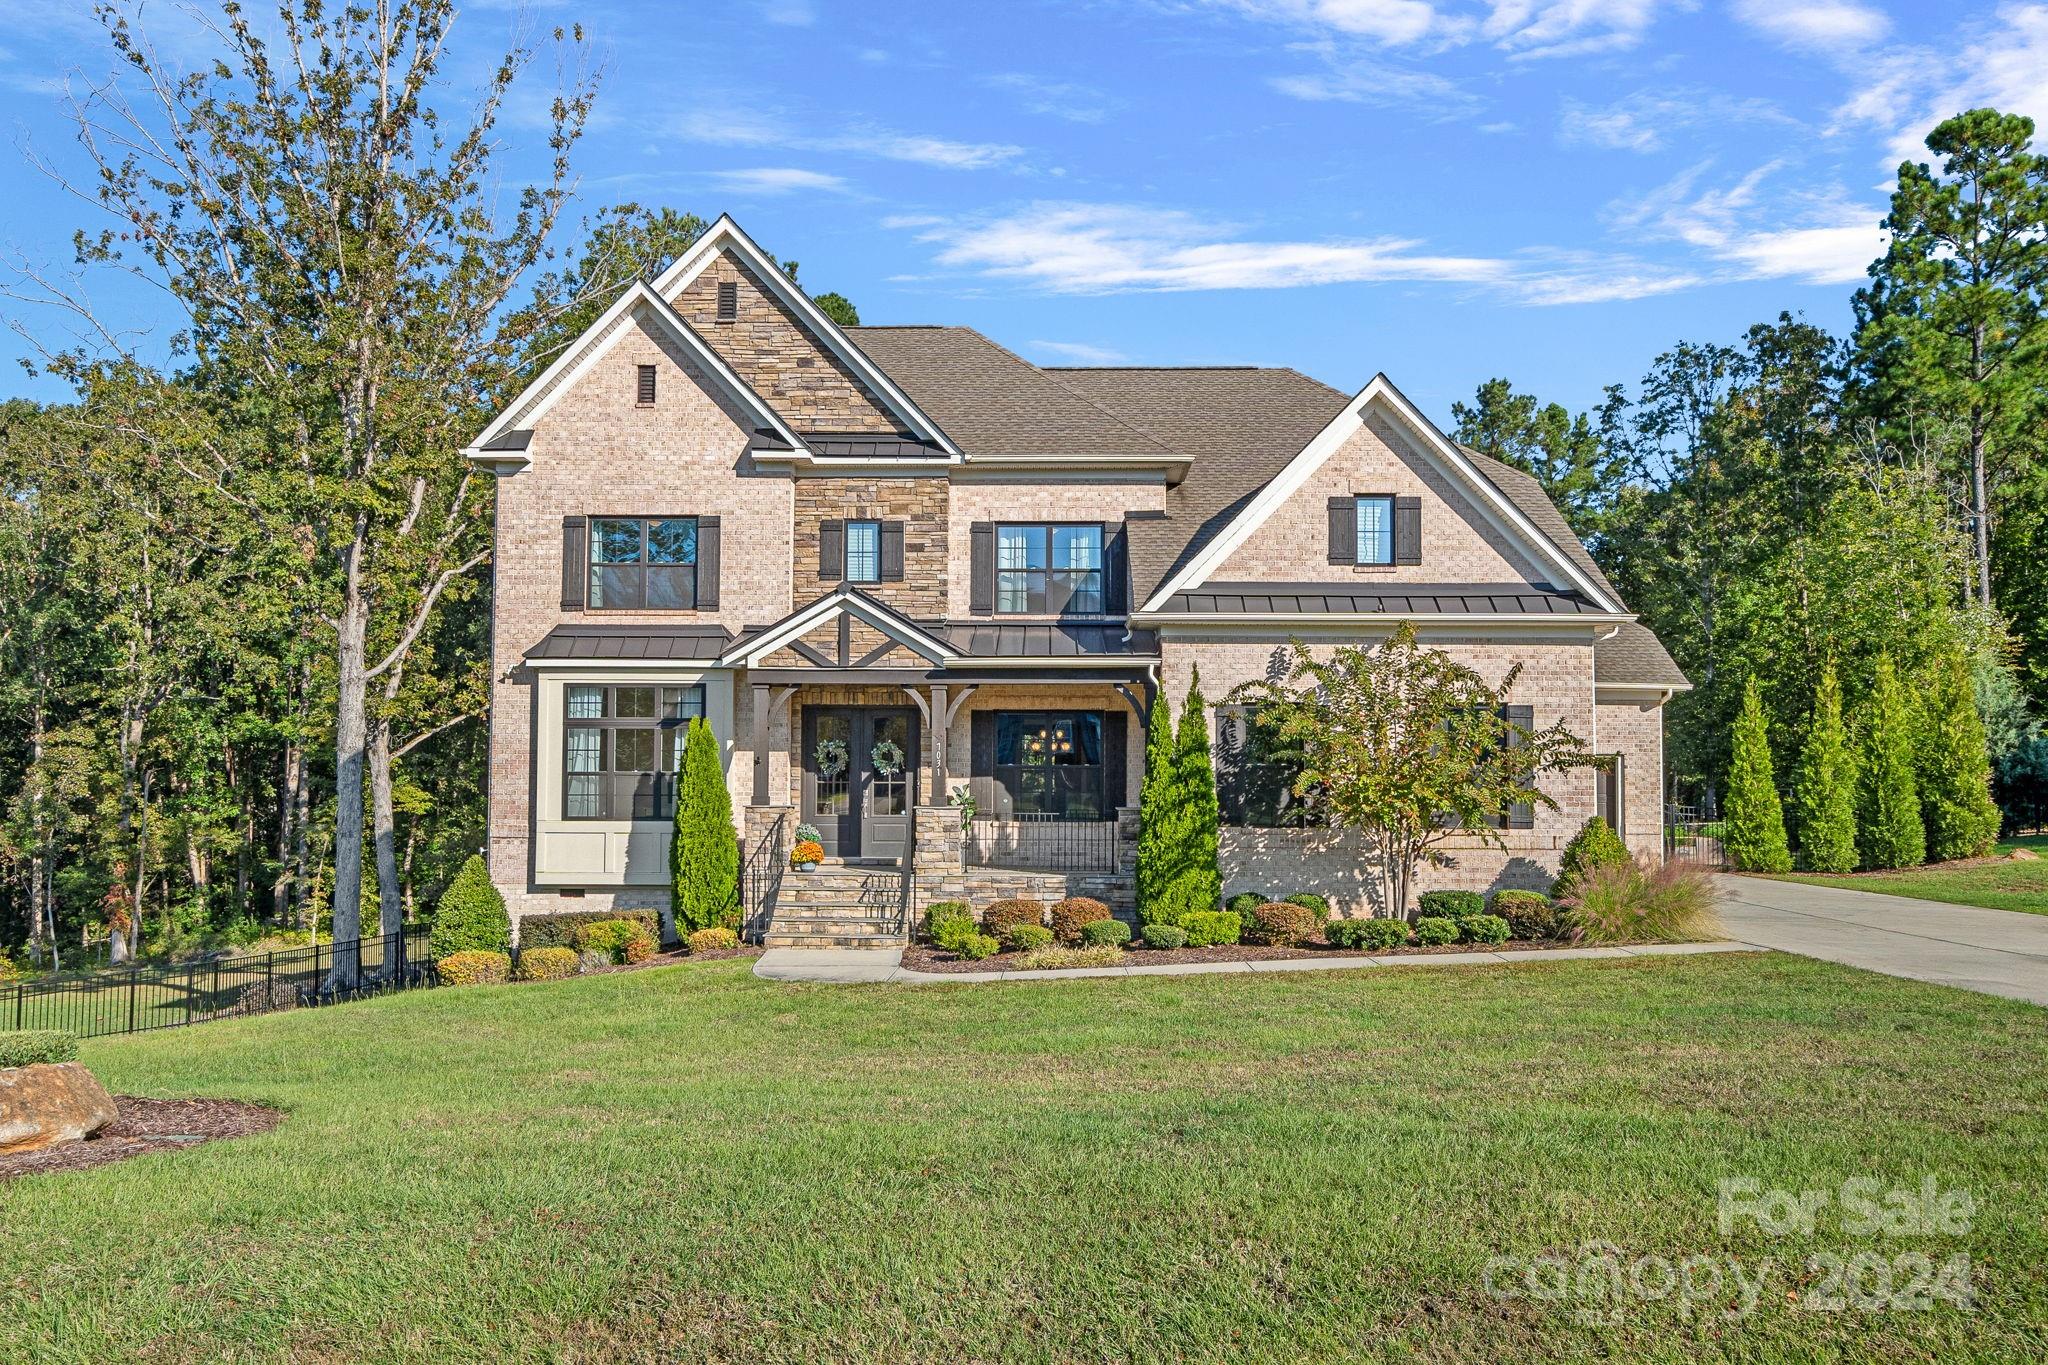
{"left": 1724, "top": 677, "right": 1792, "bottom": 873}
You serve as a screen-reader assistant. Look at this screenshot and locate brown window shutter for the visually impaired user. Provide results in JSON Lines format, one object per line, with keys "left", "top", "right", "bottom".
{"left": 818, "top": 519, "right": 845, "bottom": 581}
{"left": 880, "top": 521, "right": 905, "bottom": 581}
{"left": 1102, "top": 708, "right": 1128, "bottom": 810}
{"left": 1327, "top": 497, "right": 1356, "bottom": 565}
{"left": 716, "top": 280, "right": 738, "bottom": 322}
{"left": 970, "top": 710, "right": 1002, "bottom": 816}
{"left": 1105, "top": 522, "right": 1130, "bottom": 613}
{"left": 636, "top": 365, "right": 656, "bottom": 404}
{"left": 1394, "top": 496, "right": 1422, "bottom": 565}
{"left": 1506, "top": 704, "right": 1535, "bottom": 829}
{"left": 560, "top": 515, "right": 587, "bottom": 611}
{"left": 696, "top": 516, "right": 721, "bottom": 611}
{"left": 969, "top": 521, "right": 995, "bottom": 614}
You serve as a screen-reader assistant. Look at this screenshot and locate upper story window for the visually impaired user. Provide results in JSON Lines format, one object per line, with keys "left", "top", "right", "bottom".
{"left": 1356, "top": 495, "right": 1394, "bottom": 566}
{"left": 590, "top": 516, "right": 698, "bottom": 610}
{"left": 997, "top": 524, "right": 1103, "bottom": 614}
{"left": 844, "top": 520, "right": 881, "bottom": 584}
{"left": 563, "top": 684, "right": 705, "bottom": 821}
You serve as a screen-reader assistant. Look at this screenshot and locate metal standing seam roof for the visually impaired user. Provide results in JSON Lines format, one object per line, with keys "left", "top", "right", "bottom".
{"left": 799, "top": 431, "right": 950, "bottom": 459}
{"left": 525, "top": 625, "right": 733, "bottom": 662}
{"left": 942, "top": 623, "right": 1160, "bottom": 658}
{"left": 1159, "top": 583, "right": 1605, "bottom": 616}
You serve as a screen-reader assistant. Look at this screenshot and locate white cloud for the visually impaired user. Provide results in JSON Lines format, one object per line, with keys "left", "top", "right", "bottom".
{"left": 1616, "top": 162, "right": 1887, "bottom": 284}
{"left": 1480, "top": 0, "right": 1674, "bottom": 59}
{"left": 1268, "top": 51, "right": 1477, "bottom": 109}
{"left": 905, "top": 202, "right": 1514, "bottom": 293}
{"left": 1559, "top": 89, "right": 1792, "bottom": 153}
{"left": 1216, "top": 0, "right": 1448, "bottom": 46}
{"left": 1029, "top": 340, "right": 1132, "bottom": 364}
{"left": 673, "top": 111, "right": 1025, "bottom": 171}
{"left": 1560, "top": 98, "right": 1666, "bottom": 151}
{"left": 1828, "top": 6, "right": 2048, "bottom": 165}
{"left": 1210, "top": 0, "right": 1675, "bottom": 55}
{"left": 708, "top": 167, "right": 851, "bottom": 196}
{"left": 986, "top": 73, "right": 1120, "bottom": 123}
{"left": 761, "top": 0, "right": 816, "bottom": 25}
{"left": 1731, "top": 0, "right": 1887, "bottom": 52}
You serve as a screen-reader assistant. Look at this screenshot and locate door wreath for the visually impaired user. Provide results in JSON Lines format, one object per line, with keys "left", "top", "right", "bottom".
{"left": 813, "top": 737, "right": 849, "bottom": 778}
{"left": 870, "top": 737, "right": 906, "bottom": 777}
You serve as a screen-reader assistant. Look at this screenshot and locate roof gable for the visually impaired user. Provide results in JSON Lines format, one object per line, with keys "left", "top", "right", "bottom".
{"left": 1136, "top": 375, "right": 1624, "bottom": 614}
{"left": 722, "top": 585, "right": 960, "bottom": 669}
{"left": 654, "top": 217, "right": 959, "bottom": 455}
{"left": 463, "top": 281, "right": 801, "bottom": 467}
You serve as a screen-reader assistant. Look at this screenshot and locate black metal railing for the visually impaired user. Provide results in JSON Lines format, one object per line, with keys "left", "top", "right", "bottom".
{"left": 1665, "top": 817, "right": 1729, "bottom": 869}
{"left": 7, "top": 926, "right": 436, "bottom": 1042}
{"left": 740, "top": 812, "right": 789, "bottom": 942}
{"left": 966, "top": 814, "right": 1119, "bottom": 872}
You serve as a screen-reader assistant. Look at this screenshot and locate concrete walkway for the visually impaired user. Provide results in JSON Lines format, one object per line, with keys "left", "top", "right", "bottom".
{"left": 753, "top": 939, "right": 1760, "bottom": 985}
{"left": 1716, "top": 874, "right": 2048, "bottom": 1008}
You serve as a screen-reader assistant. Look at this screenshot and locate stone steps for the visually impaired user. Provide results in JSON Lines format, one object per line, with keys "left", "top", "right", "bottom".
{"left": 763, "top": 866, "right": 911, "bottom": 949}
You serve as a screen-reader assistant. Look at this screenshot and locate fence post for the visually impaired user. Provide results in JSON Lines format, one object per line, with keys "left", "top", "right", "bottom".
{"left": 13, "top": 981, "right": 20, "bottom": 1030}
{"left": 127, "top": 965, "right": 139, "bottom": 1034}
{"left": 266, "top": 951, "right": 274, "bottom": 1009}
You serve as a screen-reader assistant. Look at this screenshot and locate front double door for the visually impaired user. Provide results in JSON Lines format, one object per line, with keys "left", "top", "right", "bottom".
{"left": 801, "top": 706, "right": 918, "bottom": 862}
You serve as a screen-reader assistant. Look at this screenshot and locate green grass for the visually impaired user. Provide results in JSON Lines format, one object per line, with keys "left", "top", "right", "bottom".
{"left": 1762, "top": 840, "right": 2048, "bottom": 915}
{"left": 4, "top": 956, "right": 2045, "bottom": 1362}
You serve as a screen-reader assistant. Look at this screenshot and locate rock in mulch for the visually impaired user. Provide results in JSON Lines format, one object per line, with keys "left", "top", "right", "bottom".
{"left": 0, "top": 1062, "right": 117, "bottom": 1155}
{"left": 0, "top": 1095, "right": 282, "bottom": 1182}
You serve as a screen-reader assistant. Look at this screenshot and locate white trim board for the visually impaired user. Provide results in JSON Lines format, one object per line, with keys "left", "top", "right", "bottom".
{"left": 720, "top": 585, "right": 961, "bottom": 668}
{"left": 461, "top": 281, "right": 804, "bottom": 467}
{"left": 1138, "top": 374, "right": 1623, "bottom": 614}
{"left": 652, "top": 215, "right": 961, "bottom": 458}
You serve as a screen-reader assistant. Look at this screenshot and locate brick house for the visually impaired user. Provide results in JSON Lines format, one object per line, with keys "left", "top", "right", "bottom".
{"left": 466, "top": 217, "right": 1686, "bottom": 945}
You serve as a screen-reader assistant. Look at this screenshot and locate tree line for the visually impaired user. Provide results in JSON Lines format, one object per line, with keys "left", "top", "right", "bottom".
{"left": 1452, "top": 109, "right": 2048, "bottom": 831}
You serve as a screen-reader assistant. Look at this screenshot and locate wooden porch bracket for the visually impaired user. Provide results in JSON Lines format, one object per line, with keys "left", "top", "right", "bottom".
{"left": 904, "top": 683, "right": 978, "bottom": 804}
{"left": 1113, "top": 680, "right": 1155, "bottom": 727}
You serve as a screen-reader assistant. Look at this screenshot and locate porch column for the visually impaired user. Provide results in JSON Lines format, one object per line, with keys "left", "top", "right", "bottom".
{"left": 751, "top": 684, "right": 771, "bottom": 805}
{"left": 928, "top": 683, "right": 948, "bottom": 804}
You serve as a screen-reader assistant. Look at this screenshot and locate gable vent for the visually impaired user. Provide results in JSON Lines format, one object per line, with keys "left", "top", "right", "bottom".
{"left": 716, "top": 281, "right": 738, "bottom": 322}
{"left": 635, "top": 364, "right": 656, "bottom": 405}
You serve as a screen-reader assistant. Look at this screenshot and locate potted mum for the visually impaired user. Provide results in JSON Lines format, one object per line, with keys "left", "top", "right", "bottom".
{"left": 790, "top": 822, "right": 824, "bottom": 871}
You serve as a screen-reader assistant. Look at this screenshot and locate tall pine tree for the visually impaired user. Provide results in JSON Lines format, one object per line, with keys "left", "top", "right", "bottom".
{"left": 1134, "top": 692, "right": 1178, "bottom": 922}
{"left": 1724, "top": 677, "right": 1792, "bottom": 872}
{"left": 1917, "top": 652, "right": 2003, "bottom": 861}
{"left": 1794, "top": 659, "right": 1859, "bottom": 873}
{"left": 1858, "top": 654, "right": 1926, "bottom": 869}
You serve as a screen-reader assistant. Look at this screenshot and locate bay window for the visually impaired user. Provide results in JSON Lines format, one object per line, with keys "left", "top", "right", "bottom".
{"left": 563, "top": 684, "right": 705, "bottom": 820}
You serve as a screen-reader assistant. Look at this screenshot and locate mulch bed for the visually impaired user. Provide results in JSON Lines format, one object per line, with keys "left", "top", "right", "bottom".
{"left": 0, "top": 1096, "right": 283, "bottom": 1182}
{"left": 899, "top": 937, "right": 1582, "bottom": 974}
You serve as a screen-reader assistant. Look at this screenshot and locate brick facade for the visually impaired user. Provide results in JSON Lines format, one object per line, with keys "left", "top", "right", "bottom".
{"left": 793, "top": 475, "right": 949, "bottom": 616}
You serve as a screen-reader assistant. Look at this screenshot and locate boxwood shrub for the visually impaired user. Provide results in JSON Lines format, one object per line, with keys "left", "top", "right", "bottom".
{"left": 1049, "top": 896, "right": 1113, "bottom": 943}
{"left": 1416, "top": 890, "right": 1485, "bottom": 922}
{"left": 577, "top": 918, "right": 657, "bottom": 964}
{"left": 437, "top": 950, "right": 512, "bottom": 986}
{"left": 0, "top": 1030, "right": 78, "bottom": 1069}
{"left": 687, "top": 927, "right": 739, "bottom": 953}
{"left": 1140, "top": 923, "right": 1188, "bottom": 950}
{"left": 520, "top": 908, "right": 662, "bottom": 951}
{"left": 1460, "top": 913, "right": 1512, "bottom": 945}
{"left": 513, "top": 946, "right": 580, "bottom": 981}
{"left": 923, "top": 901, "right": 974, "bottom": 944}
{"left": 1411, "top": 916, "right": 1460, "bottom": 946}
{"left": 1182, "top": 910, "right": 1242, "bottom": 947}
{"left": 1284, "top": 892, "right": 1330, "bottom": 922}
{"left": 1080, "top": 918, "right": 1132, "bottom": 947}
{"left": 953, "top": 932, "right": 1000, "bottom": 961}
{"left": 1002, "top": 923, "right": 1054, "bottom": 952}
{"left": 1225, "top": 891, "right": 1267, "bottom": 917}
{"left": 429, "top": 855, "right": 510, "bottom": 961}
{"left": 1245, "top": 901, "right": 1317, "bottom": 946}
{"left": 1325, "top": 918, "right": 1409, "bottom": 951}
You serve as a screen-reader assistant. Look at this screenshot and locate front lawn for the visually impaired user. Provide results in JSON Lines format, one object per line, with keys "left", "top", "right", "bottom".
{"left": 5, "top": 956, "right": 2044, "bottom": 1361}
{"left": 1760, "top": 848, "right": 2048, "bottom": 916}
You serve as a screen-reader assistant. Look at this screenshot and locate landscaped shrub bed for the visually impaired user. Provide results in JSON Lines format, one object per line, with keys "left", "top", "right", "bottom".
{"left": 519, "top": 909, "right": 663, "bottom": 951}
{"left": 0, "top": 1030, "right": 78, "bottom": 1069}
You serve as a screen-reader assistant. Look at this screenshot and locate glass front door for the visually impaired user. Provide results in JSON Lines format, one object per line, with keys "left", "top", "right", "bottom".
{"left": 801, "top": 706, "right": 918, "bottom": 862}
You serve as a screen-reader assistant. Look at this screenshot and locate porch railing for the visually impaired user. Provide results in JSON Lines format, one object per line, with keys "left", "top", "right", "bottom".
{"left": 740, "top": 812, "right": 789, "bottom": 943}
{"left": 966, "top": 814, "right": 1118, "bottom": 872}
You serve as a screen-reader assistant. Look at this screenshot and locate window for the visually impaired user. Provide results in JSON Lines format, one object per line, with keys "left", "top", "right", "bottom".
{"left": 844, "top": 520, "right": 881, "bottom": 584}
{"left": 1356, "top": 495, "right": 1394, "bottom": 566}
{"left": 590, "top": 516, "right": 698, "bottom": 610}
{"left": 1595, "top": 753, "right": 1625, "bottom": 836}
{"left": 1216, "top": 705, "right": 1323, "bottom": 827}
{"left": 716, "top": 280, "right": 738, "bottom": 321}
{"left": 996, "top": 524, "right": 1103, "bottom": 614}
{"left": 994, "top": 712, "right": 1104, "bottom": 818}
{"left": 635, "top": 364, "right": 656, "bottom": 405}
{"left": 563, "top": 685, "right": 705, "bottom": 820}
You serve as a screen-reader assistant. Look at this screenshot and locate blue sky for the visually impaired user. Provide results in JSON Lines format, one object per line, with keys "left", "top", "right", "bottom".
{"left": 1, "top": 1, "right": 2044, "bottom": 423}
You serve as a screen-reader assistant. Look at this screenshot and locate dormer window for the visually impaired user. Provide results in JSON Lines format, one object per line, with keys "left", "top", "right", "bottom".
{"left": 997, "top": 524, "right": 1103, "bottom": 614}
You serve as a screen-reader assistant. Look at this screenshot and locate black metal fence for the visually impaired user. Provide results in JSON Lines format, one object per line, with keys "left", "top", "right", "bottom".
{"left": 7, "top": 926, "right": 436, "bottom": 1042}
{"left": 1665, "top": 815, "right": 1729, "bottom": 869}
{"left": 967, "top": 815, "right": 1119, "bottom": 872}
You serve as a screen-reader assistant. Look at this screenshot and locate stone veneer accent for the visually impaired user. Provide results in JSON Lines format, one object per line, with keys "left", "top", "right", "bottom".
{"left": 672, "top": 251, "right": 900, "bottom": 432}
{"left": 792, "top": 475, "right": 949, "bottom": 616}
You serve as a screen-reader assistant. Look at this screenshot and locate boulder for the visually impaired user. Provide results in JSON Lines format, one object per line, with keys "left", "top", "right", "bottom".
{"left": 0, "top": 1062, "right": 118, "bottom": 1155}
{"left": 2009, "top": 847, "right": 2038, "bottom": 861}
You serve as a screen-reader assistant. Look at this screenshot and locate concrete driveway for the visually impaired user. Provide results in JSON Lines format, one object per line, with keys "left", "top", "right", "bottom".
{"left": 1716, "top": 874, "right": 2048, "bottom": 1007}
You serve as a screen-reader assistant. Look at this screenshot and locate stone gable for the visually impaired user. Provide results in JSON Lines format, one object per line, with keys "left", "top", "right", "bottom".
{"left": 793, "top": 476, "right": 948, "bottom": 617}
{"left": 673, "top": 249, "right": 900, "bottom": 433}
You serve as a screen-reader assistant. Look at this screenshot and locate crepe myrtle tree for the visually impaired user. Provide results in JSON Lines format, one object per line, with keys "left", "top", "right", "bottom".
{"left": 1228, "top": 624, "right": 1595, "bottom": 918}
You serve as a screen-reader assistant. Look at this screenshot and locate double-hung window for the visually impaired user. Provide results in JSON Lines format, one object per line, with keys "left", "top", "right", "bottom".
{"left": 563, "top": 684, "right": 705, "bottom": 820}
{"left": 844, "top": 520, "right": 881, "bottom": 584}
{"left": 590, "top": 517, "right": 698, "bottom": 609}
{"left": 996, "top": 524, "right": 1103, "bottom": 614}
{"left": 1355, "top": 495, "right": 1394, "bottom": 566}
